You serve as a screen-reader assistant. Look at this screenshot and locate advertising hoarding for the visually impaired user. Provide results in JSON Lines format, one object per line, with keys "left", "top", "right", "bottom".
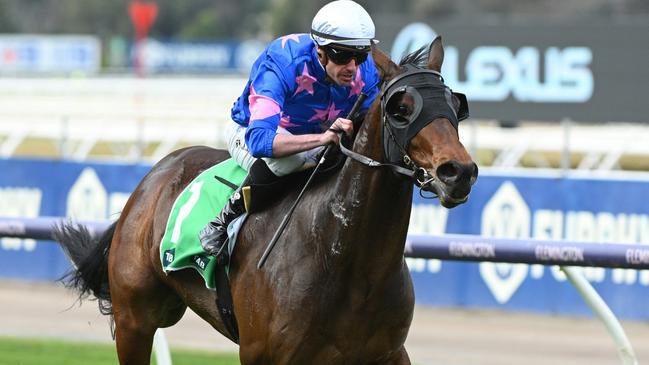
{"left": 0, "top": 35, "right": 100, "bottom": 74}
{"left": 387, "top": 21, "right": 649, "bottom": 122}
{"left": 1, "top": 158, "right": 648, "bottom": 319}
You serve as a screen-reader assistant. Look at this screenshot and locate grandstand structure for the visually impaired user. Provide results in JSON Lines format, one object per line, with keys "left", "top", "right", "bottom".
{"left": 1, "top": 77, "right": 648, "bottom": 171}
{"left": 0, "top": 77, "right": 239, "bottom": 162}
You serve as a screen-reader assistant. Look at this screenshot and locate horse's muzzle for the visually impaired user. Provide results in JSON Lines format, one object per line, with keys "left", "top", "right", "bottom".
{"left": 425, "top": 161, "right": 478, "bottom": 208}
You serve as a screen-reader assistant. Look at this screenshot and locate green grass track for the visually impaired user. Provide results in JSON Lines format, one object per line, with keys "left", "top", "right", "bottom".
{"left": 0, "top": 336, "right": 240, "bottom": 365}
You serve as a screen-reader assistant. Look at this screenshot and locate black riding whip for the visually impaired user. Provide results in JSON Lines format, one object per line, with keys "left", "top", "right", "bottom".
{"left": 257, "top": 92, "right": 368, "bottom": 269}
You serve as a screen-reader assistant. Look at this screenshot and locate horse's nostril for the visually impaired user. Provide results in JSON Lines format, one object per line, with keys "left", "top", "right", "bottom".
{"left": 436, "top": 161, "right": 461, "bottom": 184}
{"left": 437, "top": 161, "right": 477, "bottom": 186}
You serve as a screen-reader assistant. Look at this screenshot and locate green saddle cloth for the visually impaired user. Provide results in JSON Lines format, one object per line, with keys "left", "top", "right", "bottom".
{"left": 159, "top": 158, "right": 246, "bottom": 290}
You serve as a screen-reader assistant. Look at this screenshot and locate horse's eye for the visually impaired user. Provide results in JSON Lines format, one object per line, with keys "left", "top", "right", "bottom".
{"left": 388, "top": 94, "right": 413, "bottom": 114}
{"left": 389, "top": 103, "right": 411, "bottom": 122}
{"left": 386, "top": 90, "right": 417, "bottom": 125}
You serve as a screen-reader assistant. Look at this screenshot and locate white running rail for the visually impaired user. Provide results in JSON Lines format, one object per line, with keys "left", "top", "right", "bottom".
{"left": 1, "top": 77, "right": 649, "bottom": 168}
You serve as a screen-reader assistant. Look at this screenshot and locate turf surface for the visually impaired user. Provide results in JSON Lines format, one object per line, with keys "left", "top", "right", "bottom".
{"left": 0, "top": 336, "right": 240, "bottom": 365}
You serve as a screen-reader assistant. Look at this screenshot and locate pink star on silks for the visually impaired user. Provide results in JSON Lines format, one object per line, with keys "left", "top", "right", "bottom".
{"left": 293, "top": 64, "right": 317, "bottom": 96}
{"left": 280, "top": 34, "right": 301, "bottom": 48}
{"left": 349, "top": 69, "right": 365, "bottom": 97}
{"left": 309, "top": 102, "right": 342, "bottom": 122}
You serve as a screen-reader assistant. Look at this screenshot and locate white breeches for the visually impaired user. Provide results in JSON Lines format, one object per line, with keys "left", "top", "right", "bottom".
{"left": 225, "top": 123, "right": 324, "bottom": 177}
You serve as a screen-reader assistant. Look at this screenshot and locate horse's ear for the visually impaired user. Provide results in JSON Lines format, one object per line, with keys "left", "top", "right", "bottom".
{"left": 427, "top": 36, "right": 444, "bottom": 72}
{"left": 371, "top": 44, "right": 399, "bottom": 81}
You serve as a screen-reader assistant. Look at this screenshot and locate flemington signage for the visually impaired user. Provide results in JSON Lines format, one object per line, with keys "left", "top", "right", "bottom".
{"left": 389, "top": 21, "right": 649, "bottom": 122}
{"left": 408, "top": 176, "right": 649, "bottom": 319}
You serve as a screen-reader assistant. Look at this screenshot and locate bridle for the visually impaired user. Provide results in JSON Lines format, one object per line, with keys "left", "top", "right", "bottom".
{"left": 339, "top": 65, "right": 469, "bottom": 195}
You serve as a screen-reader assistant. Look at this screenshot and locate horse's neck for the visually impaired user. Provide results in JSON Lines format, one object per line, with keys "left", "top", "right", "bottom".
{"left": 327, "top": 111, "right": 413, "bottom": 269}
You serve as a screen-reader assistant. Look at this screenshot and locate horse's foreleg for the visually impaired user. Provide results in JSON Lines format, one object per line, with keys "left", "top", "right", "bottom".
{"left": 114, "top": 310, "right": 157, "bottom": 365}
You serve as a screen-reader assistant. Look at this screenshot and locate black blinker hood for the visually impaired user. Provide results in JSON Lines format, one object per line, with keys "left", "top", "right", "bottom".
{"left": 380, "top": 65, "right": 469, "bottom": 165}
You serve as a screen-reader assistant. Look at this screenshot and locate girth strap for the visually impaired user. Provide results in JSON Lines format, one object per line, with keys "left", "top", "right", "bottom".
{"left": 215, "top": 259, "right": 239, "bottom": 344}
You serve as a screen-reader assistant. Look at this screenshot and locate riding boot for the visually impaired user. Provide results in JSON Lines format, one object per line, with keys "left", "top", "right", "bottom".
{"left": 199, "top": 175, "right": 250, "bottom": 265}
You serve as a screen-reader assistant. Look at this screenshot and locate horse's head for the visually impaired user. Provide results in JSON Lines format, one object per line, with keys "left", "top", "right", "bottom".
{"left": 371, "top": 36, "right": 478, "bottom": 208}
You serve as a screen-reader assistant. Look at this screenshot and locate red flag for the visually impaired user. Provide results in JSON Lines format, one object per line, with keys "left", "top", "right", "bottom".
{"left": 129, "top": 1, "right": 158, "bottom": 40}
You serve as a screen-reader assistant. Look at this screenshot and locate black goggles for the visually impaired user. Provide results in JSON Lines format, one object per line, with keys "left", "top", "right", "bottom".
{"left": 324, "top": 45, "right": 369, "bottom": 65}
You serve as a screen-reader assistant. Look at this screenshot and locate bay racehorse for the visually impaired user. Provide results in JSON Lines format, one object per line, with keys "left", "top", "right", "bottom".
{"left": 55, "top": 37, "right": 477, "bottom": 364}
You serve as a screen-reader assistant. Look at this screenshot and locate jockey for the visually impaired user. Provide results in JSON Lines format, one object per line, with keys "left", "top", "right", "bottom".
{"left": 199, "top": 0, "right": 381, "bottom": 260}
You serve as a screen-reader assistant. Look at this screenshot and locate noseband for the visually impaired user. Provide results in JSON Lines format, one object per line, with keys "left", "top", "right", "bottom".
{"left": 340, "top": 65, "right": 469, "bottom": 190}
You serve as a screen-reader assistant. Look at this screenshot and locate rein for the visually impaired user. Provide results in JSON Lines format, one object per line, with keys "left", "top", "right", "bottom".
{"left": 339, "top": 136, "right": 437, "bottom": 199}
{"left": 338, "top": 136, "right": 415, "bottom": 178}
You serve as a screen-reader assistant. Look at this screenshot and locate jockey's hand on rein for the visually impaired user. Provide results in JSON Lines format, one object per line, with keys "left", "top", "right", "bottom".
{"left": 324, "top": 117, "right": 353, "bottom": 145}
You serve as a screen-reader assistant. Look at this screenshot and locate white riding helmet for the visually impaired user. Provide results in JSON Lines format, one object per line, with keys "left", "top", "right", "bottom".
{"left": 310, "top": 0, "right": 377, "bottom": 49}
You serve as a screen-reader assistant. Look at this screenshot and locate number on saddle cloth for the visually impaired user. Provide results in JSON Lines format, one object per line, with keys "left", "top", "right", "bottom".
{"left": 159, "top": 158, "right": 246, "bottom": 290}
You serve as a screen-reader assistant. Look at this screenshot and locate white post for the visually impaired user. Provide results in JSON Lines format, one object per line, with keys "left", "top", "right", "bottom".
{"left": 153, "top": 329, "right": 173, "bottom": 365}
{"left": 561, "top": 266, "right": 638, "bottom": 365}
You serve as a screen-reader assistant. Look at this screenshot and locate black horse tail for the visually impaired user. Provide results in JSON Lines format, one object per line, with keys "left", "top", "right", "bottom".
{"left": 54, "top": 221, "right": 117, "bottom": 316}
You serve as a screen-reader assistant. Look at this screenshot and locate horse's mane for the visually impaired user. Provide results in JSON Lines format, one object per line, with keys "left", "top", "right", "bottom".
{"left": 398, "top": 43, "right": 430, "bottom": 68}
